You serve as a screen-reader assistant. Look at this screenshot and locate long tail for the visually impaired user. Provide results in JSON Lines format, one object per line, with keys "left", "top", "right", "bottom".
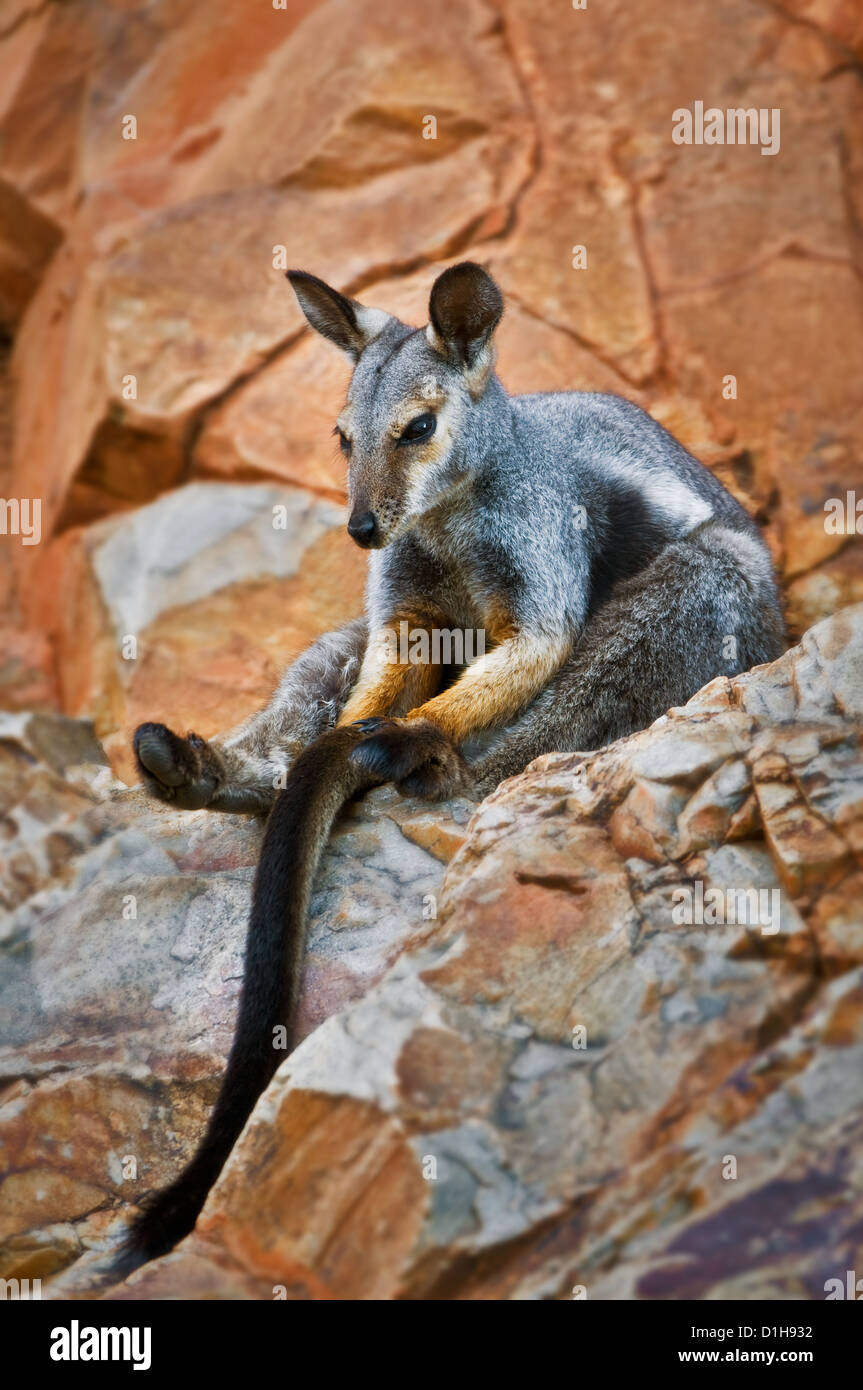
{"left": 115, "top": 726, "right": 381, "bottom": 1273}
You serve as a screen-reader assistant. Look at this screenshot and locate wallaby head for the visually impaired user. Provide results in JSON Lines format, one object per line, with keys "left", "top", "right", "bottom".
{"left": 286, "top": 262, "right": 504, "bottom": 549}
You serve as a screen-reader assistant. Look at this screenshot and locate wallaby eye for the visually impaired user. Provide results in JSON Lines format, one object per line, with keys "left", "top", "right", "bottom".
{"left": 334, "top": 425, "right": 352, "bottom": 457}
{"left": 398, "top": 412, "right": 436, "bottom": 446}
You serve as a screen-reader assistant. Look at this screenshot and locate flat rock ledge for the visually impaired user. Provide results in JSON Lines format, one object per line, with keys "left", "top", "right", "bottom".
{"left": 1, "top": 605, "right": 861, "bottom": 1299}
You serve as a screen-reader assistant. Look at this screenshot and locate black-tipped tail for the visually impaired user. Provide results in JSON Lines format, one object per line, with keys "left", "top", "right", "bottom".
{"left": 115, "top": 726, "right": 380, "bottom": 1273}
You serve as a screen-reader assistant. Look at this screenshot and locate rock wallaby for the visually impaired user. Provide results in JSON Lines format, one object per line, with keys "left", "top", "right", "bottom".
{"left": 119, "top": 262, "right": 785, "bottom": 1269}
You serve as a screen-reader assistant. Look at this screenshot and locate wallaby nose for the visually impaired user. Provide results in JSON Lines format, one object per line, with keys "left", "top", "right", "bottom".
{"left": 347, "top": 510, "right": 378, "bottom": 547}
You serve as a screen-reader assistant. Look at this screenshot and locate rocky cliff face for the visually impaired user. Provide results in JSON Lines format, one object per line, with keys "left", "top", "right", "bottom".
{"left": 1, "top": 607, "right": 861, "bottom": 1298}
{"left": 0, "top": 0, "right": 862, "bottom": 1301}
{"left": 1, "top": 0, "right": 863, "bottom": 731}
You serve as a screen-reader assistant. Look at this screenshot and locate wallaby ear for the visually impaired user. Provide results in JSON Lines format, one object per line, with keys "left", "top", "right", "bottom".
{"left": 286, "top": 270, "right": 391, "bottom": 361}
{"left": 426, "top": 262, "right": 503, "bottom": 374}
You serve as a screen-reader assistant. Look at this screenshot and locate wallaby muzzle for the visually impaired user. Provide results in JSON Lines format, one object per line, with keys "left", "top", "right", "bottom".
{"left": 347, "top": 509, "right": 378, "bottom": 548}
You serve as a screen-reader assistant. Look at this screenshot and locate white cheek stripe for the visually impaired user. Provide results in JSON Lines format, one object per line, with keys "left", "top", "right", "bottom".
{"left": 403, "top": 455, "right": 449, "bottom": 518}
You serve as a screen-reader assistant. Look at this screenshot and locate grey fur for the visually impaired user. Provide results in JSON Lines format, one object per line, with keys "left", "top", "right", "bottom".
{"left": 136, "top": 263, "right": 784, "bottom": 810}
{"left": 470, "top": 522, "right": 783, "bottom": 794}
{"left": 206, "top": 618, "right": 367, "bottom": 811}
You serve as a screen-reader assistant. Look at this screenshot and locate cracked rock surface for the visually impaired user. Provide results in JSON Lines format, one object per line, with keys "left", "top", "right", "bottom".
{"left": 1, "top": 606, "right": 860, "bottom": 1298}
{"left": 1, "top": 0, "right": 863, "bottom": 716}
{"left": 0, "top": 708, "right": 473, "bottom": 1286}
{"left": 1, "top": 0, "right": 863, "bottom": 1302}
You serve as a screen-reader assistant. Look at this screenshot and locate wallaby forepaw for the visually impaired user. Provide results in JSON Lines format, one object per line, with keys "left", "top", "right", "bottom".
{"left": 350, "top": 717, "right": 468, "bottom": 800}
{"left": 349, "top": 717, "right": 387, "bottom": 734}
{"left": 397, "top": 760, "right": 464, "bottom": 801}
{"left": 133, "top": 722, "right": 222, "bottom": 809}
